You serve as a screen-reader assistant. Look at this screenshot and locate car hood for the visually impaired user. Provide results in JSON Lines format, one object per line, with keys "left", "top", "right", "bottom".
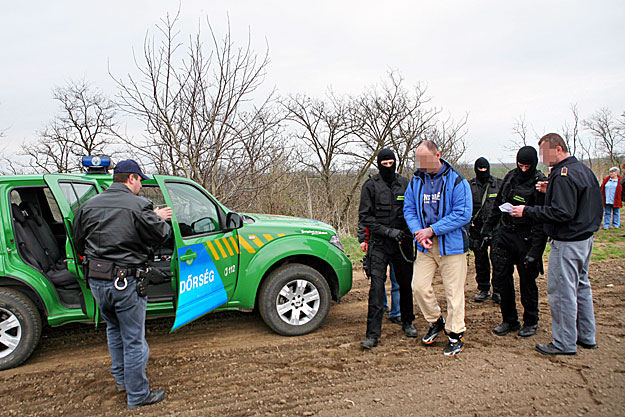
{"left": 240, "top": 213, "right": 336, "bottom": 238}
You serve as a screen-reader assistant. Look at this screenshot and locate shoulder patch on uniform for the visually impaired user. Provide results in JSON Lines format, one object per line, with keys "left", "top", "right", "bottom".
{"left": 561, "top": 167, "right": 568, "bottom": 176}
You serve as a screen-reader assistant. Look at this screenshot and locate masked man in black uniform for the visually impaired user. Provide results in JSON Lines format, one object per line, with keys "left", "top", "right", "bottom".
{"left": 482, "top": 147, "right": 547, "bottom": 338}
{"left": 359, "top": 149, "right": 416, "bottom": 349}
{"left": 469, "top": 157, "right": 503, "bottom": 303}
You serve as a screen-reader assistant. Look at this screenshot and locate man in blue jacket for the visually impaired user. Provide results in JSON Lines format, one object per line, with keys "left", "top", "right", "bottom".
{"left": 404, "top": 140, "right": 473, "bottom": 356}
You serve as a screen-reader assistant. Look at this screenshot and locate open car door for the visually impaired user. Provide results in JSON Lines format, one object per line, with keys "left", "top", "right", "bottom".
{"left": 43, "top": 174, "right": 101, "bottom": 318}
{"left": 153, "top": 176, "right": 239, "bottom": 332}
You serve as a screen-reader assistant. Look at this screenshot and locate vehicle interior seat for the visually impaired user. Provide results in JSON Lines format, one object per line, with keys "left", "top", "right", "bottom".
{"left": 11, "top": 203, "right": 78, "bottom": 289}
{"left": 19, "top": 201, "right": 64, "bottom": 267}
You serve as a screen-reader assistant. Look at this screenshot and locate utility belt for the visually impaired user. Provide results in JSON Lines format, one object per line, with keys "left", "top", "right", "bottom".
{"left": 87, "top": 259, "right": 149, "bottom": 296}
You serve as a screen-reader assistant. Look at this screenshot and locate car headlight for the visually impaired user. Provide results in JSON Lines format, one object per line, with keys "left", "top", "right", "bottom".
{"left": 329, "top": 235, "right": 344, "bottom": 252}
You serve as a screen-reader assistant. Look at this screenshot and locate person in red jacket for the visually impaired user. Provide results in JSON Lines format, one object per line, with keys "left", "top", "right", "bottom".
{"left": 600, "top": 167, "right": 622, "bottom": 229}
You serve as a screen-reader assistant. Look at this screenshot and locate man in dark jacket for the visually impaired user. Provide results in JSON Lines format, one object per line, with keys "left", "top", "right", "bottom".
{"left": 358, "top": 149, "right": 416, "bottom": 349}
{"left": 468, "top": 157, "right": 503, "bottom": 303}
{"left": 73, "top": 160, "right": 172, "bottom": 410}
{"left": 482, "top": 147, "right": 547, "bottom": 338}
{"left": 511, "top": 133, "right": 603, "bottom": 356}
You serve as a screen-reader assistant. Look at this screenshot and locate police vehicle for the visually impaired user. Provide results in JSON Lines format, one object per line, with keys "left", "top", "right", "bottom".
{"left": 0, "top": 156, "right": 352, "bottom": 370}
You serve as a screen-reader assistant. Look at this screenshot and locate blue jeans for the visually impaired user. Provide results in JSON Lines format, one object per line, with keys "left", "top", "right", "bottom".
{"left": 603, "top": 204, "right": 620, "bottom": 228}
{"left": 90, "top": 277, "right": 150, "bottom": 405}
{"left": 383, "top": 263, "right": 401, "bottom": 318}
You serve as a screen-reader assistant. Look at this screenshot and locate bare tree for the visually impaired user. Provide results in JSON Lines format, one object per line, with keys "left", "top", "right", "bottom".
{"left": 282, "top": 92, "right": 356, "bottom": 227}
{"left": 113, "top": 13, "right": 288, "bottom": 209}
{"left": 505, "top": 115, "right": 530, "bottom": 154}
{"left": 21, "top": 80, "right": 119, "bottom": 173}
{"left": 562, "top": 104, "right": 580, "bottom": 157}
{"left": 424, "top": 112, "right": 469, "bottom": 166}
{"left": 583, "top": 107, "right": 624, "bottom": 166}
{"left": 561, "top": 104, "right": 595, "bottom": 168}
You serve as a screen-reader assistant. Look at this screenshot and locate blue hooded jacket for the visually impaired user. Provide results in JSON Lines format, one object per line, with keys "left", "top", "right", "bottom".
{"left": 403, "top": 158, "right": 473, "bottom": 255}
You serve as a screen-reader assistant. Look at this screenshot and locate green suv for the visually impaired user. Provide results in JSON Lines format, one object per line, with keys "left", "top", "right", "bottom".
{"left": 0, "top": 162, "right": 352, "bottom": 370}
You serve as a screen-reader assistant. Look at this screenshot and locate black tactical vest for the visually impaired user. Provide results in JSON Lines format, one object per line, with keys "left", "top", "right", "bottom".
{"left": 500, "top": 169, "right": 546, "bottom": 228}
{"left": 372, "top": 174, "right": 408, "bottom": 229}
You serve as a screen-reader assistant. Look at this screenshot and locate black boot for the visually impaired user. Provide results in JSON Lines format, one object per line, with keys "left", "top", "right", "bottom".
{"left": 474, "top": 290, "right": 490, "bottom": 303}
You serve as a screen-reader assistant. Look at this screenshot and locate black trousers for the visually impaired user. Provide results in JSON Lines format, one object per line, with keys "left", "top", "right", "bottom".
{"left": 491, "top": 229, "right": 539, "bottom": 326}
{"left": 469, "top": 226, "right": 498, "bottom": 293}
{"left": 365, "top": 239, "right": 414, "bottom": 339}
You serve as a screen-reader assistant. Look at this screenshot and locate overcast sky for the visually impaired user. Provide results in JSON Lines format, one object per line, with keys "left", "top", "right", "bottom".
{"left": 1, "top": 0, "right": 624, "bottom": 163}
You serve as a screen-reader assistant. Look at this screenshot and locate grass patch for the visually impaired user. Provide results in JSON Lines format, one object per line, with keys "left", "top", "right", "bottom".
{"left": 591, "top": 244, "right": 625, "bottom": 261}
{"left": 340, "top": 235, "right": 364, "bottom": 265}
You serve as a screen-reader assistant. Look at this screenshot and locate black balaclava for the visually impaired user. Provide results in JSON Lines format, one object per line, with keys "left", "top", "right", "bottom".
{"left": 377, "top": 148, "right": 397, "bottom": 184}
{"left": 474, "top": 157, "right": 490, "bottom": 183}
{"left": 516, "top": 146, "right": 538, "bottom": 179}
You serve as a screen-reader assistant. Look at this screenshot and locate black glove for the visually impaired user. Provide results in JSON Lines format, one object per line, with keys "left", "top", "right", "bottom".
{"left": 523, "top": 255, "right": 538, "bottom": 269}
{"left": 387, "top": 228, "right": 405, "bottom": 242}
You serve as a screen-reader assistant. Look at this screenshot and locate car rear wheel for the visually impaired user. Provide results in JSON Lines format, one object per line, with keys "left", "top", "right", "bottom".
{"left": 0, "top": 288, "right": 42, "bottom": 371}
{"left": 258, "top": 264, "right": 331, "bottom": 336}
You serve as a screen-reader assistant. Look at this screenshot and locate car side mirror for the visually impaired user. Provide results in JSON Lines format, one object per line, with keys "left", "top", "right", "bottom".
{"left": 225, "top": 212, "right": 244, "bottom": 231}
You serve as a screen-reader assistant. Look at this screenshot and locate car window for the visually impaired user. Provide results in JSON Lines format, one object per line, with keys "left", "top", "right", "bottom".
{"left": 138, "top": 185, "right": 167, "bottom": 208}
{"left": 164, "top": 182, "right": 221, "bottom": 237}
{"left": 43, "top": 188, "right": 63, "bottom": 222}
{"left": 59, "top": 182, "right": 98, "bottom": 215}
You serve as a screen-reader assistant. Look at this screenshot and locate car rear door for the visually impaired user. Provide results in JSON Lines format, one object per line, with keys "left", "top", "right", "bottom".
{"left": 43, "top": 174, "right": 101, "bottom": 317}
{"left": 153, "top": 176, "right": 239, "bottom": 331}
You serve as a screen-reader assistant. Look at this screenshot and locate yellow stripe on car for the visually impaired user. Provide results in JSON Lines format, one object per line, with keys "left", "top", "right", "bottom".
{"left": 238, "top": 235, "right": 256, "bottom": 253}
{"left": 229, "top": 236, "right": 240, "bottom": 254}
{"left": 222, "top": 237, "right": 234, "bottom": 256}
{"left": 205, "top": 241, "right": 220, "bottom": 260}
{"left": 214, "top": 239, "right": 228, "bottom": 258}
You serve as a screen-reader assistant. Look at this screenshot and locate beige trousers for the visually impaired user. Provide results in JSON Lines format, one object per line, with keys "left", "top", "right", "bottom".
{"left": 413, "top": 237, "right": 467, "bottom": 334}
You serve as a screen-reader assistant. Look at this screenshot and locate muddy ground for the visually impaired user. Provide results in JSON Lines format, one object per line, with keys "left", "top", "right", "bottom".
{"left": 1, "top": 257, "right": 624, "bottom": 417}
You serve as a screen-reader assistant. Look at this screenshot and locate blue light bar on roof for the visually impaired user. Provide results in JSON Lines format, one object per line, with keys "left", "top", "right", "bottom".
{"left": 82, "top": 156, "right": 112, "bottom": 168}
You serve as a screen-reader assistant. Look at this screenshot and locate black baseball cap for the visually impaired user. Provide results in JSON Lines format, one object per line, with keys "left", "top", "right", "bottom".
{"left": 114, "top": 159, "right": 150, "bottom": 181}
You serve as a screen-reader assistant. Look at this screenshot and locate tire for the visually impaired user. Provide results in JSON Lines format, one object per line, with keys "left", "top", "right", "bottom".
{"left": 0, "top": 288, "right": 42, "bottom": 371}
{"left": 258, "top": 264, "right": 331, "bottom": 336}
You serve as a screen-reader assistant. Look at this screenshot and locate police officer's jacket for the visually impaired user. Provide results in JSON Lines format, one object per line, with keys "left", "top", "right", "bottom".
{"left": 481, "top": 167, "right": 547, "bottom": 258}
{"left": 73, "top": 183, "right": 171, "bottom": 266}
{"left": 524, "top": 156, "right": 603, "bottom": 241}
{"left": 469, "top": 175, "right": 502, "bottom": 229}
{"left": 359, "top": 173, "right": 410, "bottom": 244}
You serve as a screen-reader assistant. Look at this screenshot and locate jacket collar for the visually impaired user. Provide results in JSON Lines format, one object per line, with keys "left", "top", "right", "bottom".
{"left": 551, "top": 155, "right": 576, "bottom": 172}
{"left": 107, "top": 183, "right": 134, "bottom": 194}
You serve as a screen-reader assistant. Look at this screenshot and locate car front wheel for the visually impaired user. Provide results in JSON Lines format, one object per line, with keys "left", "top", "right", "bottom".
{"left": 258, "top": 263, "right": 331, "bottom": 336}
{"left": 0, "top": 288, "right": 42, "bottom": 371}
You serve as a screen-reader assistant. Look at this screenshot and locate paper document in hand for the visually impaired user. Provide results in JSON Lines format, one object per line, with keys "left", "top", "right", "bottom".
{"left": 499, "top": 203, "right": 513, "bottom": 213}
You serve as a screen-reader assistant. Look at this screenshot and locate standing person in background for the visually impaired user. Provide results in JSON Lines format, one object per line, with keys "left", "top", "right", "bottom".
{"left": 600, "top": 167, "right": 622, "bottom": 229}
{"left": 358, "top": 149, "right": 416, "bottom": 349}
{"left": 510, "top": 133, "right": 603, "bottom": 356}
{"left": 481, "top": 147, "right": 547, "bottom": 338}
{"left": 403, "top": 140, "right": 472, "bottom": 356}
{"left": 358, "top": 223, "right": 401, "bottom": 324}
{"left": 468, "top": 157, "right": 503, "bottom": 303}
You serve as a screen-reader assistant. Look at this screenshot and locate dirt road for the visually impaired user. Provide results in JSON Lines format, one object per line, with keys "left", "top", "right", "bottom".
{"left": 1, "top": 259, "right": 624, "bottom": 416}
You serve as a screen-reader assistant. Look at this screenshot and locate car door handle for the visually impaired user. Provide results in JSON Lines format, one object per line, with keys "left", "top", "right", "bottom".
{"left": 180, "top": 251, "right": 197, "bottom": 264}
